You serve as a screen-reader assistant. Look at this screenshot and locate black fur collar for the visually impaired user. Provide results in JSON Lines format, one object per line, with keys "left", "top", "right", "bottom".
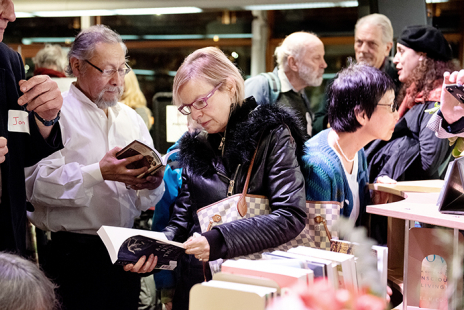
{"left": 178, "top": 97, "right": 307, "bottom": 176}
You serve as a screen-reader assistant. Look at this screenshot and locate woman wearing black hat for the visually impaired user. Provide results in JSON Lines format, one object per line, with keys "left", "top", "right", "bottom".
{"left": 366, "top": 25, "right": 459, "bottom": 185}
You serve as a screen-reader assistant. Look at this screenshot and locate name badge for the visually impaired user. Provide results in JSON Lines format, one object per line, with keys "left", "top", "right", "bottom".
{"left": 8, "top": 110, "right": 30, "bottom": 134}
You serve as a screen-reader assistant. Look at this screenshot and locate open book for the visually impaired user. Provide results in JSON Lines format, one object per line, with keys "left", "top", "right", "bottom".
{"left": 116, "top": 140, "right": 179, "bottom": 179}
{"left": 97, "top": 226, "right": 185, "bottom": 270}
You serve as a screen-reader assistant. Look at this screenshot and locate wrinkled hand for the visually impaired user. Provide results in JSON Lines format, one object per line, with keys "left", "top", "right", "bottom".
{"left": 18, "top": 76, "right": 62, "bottom": 121}
{"left": 129, "top": 166, "right": 165, "bottom": 190}
{"left": 184, "top": 235, "right": 210, "bottom": 262}
{"left": 0, "top": 137, "right": 7, "bottom": 164}
{"left": 100, "top": 147, "right": 150, "bottom": 186}
{"left": 124, "top": 254, "right": 158, "bottom": 273}
{"left": 440, "top": 70, "right": 464, "bottom": 124}
{"left": 372, "top": 176, "right": 397, "bottom": 205}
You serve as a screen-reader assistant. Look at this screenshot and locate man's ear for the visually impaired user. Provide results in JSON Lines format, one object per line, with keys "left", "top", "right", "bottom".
{"left": 355, "top": 108, "right": 368, "bottom": 126}
{"left": 287, "top": 55, "right": 299, "bottom": 73}
{"left": 385, "top": 42, "right": 393, "bottom": 57}
{"left": 69, "top": 57, "right": 81, "bottom": 77}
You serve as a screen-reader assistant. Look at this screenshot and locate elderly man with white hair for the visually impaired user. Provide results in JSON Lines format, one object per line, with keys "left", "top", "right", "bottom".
{"left": 25, "top": 24, "right": 164, "bottom": 310}
{"left": 312, "top": 13, "right": 400, "bottom": 135}
{"left": 245, "top": 31, "right": 327, "bottom": 136}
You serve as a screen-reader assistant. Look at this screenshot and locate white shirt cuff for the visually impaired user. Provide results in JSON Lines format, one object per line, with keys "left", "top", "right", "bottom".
{"left": 82, "top": 162, "right": 104, "bottom": 188}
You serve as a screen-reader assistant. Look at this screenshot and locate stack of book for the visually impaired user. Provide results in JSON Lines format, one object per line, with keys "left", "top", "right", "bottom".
{"left": 190, "top": 258, "right": 314, "bottom": 310}
{"left": 189, "top": 243, "right": 388, "bottom": 310}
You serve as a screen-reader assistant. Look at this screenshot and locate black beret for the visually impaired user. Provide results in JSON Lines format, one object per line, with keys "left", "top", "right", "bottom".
{"left": 398, "top": 25, "right": 452, "bottom": 61}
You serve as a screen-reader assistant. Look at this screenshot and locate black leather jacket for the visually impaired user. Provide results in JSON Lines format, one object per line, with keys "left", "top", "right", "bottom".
{"left": 163, "top": 97, "right": 306, "bottom": 301}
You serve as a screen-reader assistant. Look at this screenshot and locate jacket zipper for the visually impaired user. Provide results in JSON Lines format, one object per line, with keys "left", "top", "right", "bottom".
{"left": 218, "top": 129, "right": 226, "bottom": 157}
{"left": 217, "top": 164, "right": 241, "bottom": 196}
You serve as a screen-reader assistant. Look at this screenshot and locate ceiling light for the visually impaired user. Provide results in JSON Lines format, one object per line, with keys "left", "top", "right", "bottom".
{"left": 244, "top": 1, "right": 358, "bottom": 10}
{"left": 15, "top": 12, "right": 34, "bottom": 18}
{"left": 34, "top": 10, "right": 114, "bottom": 17}
{"left": 114, "top": 7, "right": 202, "bottom": 15}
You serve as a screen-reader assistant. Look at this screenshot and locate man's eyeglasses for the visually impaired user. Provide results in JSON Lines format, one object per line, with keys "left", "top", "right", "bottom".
{"left": 178, "top": 82, "right": 223, "bottom": 116}
{"left": 378, "top": 101, "right": 399, "bottom": 113}
{"left": 85, "top": 59, "right": 131, "bottom": 78}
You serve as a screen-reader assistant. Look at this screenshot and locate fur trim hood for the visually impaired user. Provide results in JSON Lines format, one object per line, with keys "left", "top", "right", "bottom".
{"left": 178, "top": 97, "right": 307, "bottom": 175}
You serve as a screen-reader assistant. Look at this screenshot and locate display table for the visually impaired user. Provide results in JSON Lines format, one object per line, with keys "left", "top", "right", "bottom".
{"left": 367, "top": 180, "right": 464, "bottom": 310}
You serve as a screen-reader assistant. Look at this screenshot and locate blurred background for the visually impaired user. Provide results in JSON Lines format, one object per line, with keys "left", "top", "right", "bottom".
{"left": 6, "top": 0, "right": 464, "bottom": 150}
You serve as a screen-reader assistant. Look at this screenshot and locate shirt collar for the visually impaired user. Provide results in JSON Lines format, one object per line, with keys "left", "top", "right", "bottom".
{"left": 69, "top": 82, "right": 122, "bottom": 114}
{"left": 278, "top": 68, "right": 301, "bottom": 94}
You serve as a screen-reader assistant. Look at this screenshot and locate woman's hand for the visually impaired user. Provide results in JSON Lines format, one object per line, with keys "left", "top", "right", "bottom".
{"left": 184, "top": 234, "right": 210, "bottom": 262}
{"left": 123, "top": 254, "right": 158, "bottom": 273}
{"left": 440, "top": 70, "right": 464, "bottom": 124}
{"left": 372, "top": 176, "right": 397, "bottom": 205}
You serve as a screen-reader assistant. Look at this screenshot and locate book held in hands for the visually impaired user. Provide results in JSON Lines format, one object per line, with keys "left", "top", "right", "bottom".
{"left": 97, "top": 226, "right": 185, "bottom": 270}
{"left": 116, "top": 140, "right": 178, "bottom": 179}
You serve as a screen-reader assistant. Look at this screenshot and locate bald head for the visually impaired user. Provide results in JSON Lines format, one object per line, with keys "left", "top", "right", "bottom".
{"left": 275, "top": 32, "right": 321, "bottom": 71}
{"left": 275, "top": 31, "right": 327, "bottom": 90}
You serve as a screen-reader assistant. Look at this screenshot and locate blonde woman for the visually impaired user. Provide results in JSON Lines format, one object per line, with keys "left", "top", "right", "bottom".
{"left": 120, "top": 70, "right": 153, "bottom": 129}
{"left": 125, "top": 47, "right": 307, "bottom": 310}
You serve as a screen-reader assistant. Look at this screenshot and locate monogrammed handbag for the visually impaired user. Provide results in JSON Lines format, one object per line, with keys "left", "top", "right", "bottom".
{"left": 196, "top": 142, "right": 342, "bottom": 274}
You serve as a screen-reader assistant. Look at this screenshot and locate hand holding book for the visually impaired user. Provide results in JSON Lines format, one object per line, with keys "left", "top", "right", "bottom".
{"left": 99, "top": 140, "right": 176, "bottom": 189}
{"left": 100, "top": 147, "right": 152, "bottom": 187}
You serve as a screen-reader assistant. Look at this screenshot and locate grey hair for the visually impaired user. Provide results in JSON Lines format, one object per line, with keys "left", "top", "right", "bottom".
{"left": 33, "top": 44, "right": 67, "bottom": 73}
{"left": 0, "top": 252, "right": 59, "bottom": 310}
{"left": 274, "top": 31, "right": 319, "bottom": 72}
{"left": 355, "top": 13, "right": 393, "bottom": 45}
{"left": 65, "top": 24, "right": 127, "bottom": 76}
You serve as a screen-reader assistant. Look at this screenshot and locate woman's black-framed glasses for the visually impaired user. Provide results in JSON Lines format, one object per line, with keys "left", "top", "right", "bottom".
{"left": 178, "top": 82, "right": 223, "bottom": 115}
{"left": 85, "top": 59, "right": 131, "bottom": 78}
{"left": 378, "top": 101, "right": 399, "bottom": 113}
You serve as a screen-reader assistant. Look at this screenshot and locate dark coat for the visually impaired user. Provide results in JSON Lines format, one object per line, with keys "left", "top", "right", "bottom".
{"left": 0, "top": 43, "right": 63, "bottom": 254}
{"left": 163, "top": 97, "right": 307, "bottom": 309}
{"left": 366, "top": 100, "right": 453, "bottom": 182}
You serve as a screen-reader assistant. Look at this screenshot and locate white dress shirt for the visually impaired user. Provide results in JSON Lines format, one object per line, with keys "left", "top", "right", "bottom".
{"left": 26, "top": 84, "right": 164, "bottom": 235}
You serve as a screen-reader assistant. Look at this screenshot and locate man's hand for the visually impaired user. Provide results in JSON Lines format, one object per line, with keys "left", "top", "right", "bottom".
{"left": 129, "top": 166, "right": 164, "bottom": 190}
{"left": 100, "top": 147, "right": 151, "bottom": 186}
{"left": 440, "top": 70, "right": 464, "bottom": 124}
{"left": 123, "top": 254, "right": 158, "bottom": 273}
{"left": 0, "top": 137, "right": 7, "bottom": 164}
{"left": 18, "top": 76, "right": 62, "bottom": 121}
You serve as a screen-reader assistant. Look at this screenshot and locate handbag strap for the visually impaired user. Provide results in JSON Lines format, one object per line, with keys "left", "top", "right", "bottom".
{"left": 237, "top": 132, "right": 264, "bottom": 217}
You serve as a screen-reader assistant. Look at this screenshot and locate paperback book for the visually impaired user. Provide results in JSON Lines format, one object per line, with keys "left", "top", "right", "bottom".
{"left": 97, "top": 226, "right": 185, "bottom": 270}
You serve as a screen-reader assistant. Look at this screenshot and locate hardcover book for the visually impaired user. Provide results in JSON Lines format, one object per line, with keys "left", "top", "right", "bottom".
{"left": 97, "top": 226, "right": 185, "bottom": 270}
{"left": 116, "top": 140, "right": 178, "bottom": 179}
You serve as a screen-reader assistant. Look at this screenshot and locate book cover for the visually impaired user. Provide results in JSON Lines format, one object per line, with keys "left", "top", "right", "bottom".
{"left": 97, "top": 226, "right": 185, "bottom": 270}
{"left": 330, "top": 239, "right": 354, "bottom": 255}
{"left": 289, "top": 246, "right": 356, "bottom": 290}
{"left": 221, "top": 259, "right": 314, "bottom": 289}
{"left": 116, "top": 140, "right": 178, "bottom": 179}
{"left": 263, "top": 251, "right": 327, "bottom": 279}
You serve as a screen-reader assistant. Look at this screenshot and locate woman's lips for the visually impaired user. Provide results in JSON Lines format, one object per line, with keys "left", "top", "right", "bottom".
{"left": 200, "top": 120, "right": 210, "bottom": 127}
